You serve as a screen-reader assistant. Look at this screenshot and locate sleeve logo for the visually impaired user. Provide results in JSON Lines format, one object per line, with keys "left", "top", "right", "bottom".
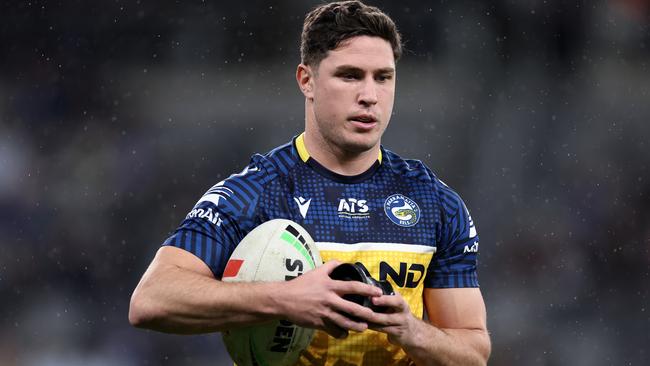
{"left": 186, "top": 207, "right": 223, "bottom": 226}
{"left": 384, "top": 194, "right": 421, "bottom": 227}
{"left": 463, "top": 242, "right": 479, "bottom": 253}
{"left": 187, "top": 183, "right": 232, "bottom": 226}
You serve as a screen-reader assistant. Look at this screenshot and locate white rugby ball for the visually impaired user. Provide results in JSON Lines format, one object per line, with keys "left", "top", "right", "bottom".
{"left": 221, "top": 219, "right": 322, "bottom": 366}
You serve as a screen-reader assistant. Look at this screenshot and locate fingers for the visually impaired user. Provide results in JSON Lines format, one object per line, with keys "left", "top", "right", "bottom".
{"left": 367, "top": 322, "right": 396, "bottom": 335}
{"left": 327, "top": 310, "right": 368, "bottom": 333}
{"left": 331, "top": 278, "right": 383, "bottom": 297}
{"left": 319, "top": 260, "right": 342, "bottom": 274}
{"left": 332, "top": 295, "right": 376, "bottom": 322}
{"left": 363, "top": 295, "right": 409, "bottom": 326}
{"left": 321, "top": 292, "right": 375, "bottom": 333}
{"left": 317, "top": 261, "right": 382, "bottom": 297}
{"left": 371, "top": 294, "right": 406, "bottom": 311}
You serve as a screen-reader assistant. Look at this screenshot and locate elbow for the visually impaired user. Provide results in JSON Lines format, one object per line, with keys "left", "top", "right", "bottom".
{"left": 128, "top": 290, "right": 147, "bottom": 328}
{"left": 128, "top": 303, "right": 146, "bottom": 328}
{"left": 128, "top": 288, "right": 160, "bottom": 329}
{"left": 477, "top": 331, "right": 492, "bottom": 366}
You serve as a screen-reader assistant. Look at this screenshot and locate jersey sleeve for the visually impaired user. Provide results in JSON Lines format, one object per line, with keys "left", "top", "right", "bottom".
{"left": 424, "top": 181, "right": 480, "bottom": 288}
{"left": 162, "top": 161, "right": 266, "bottom": 278}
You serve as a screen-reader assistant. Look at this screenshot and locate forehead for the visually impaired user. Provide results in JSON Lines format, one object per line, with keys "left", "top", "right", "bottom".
{"left": 318, "top": 35, "right": 395, "bottom": 71}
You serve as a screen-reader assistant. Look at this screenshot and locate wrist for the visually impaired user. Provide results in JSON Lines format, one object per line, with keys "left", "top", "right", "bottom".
{"left": 263, "top": 281, "right": 289, "bottom": 319}
{"left": 398, "top": 316, "right": 436, "bottom": 353}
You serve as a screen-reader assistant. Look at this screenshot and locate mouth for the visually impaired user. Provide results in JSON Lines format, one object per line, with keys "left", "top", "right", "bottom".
{"left": 349, "top": 114, "right": 378, "bottom": 124}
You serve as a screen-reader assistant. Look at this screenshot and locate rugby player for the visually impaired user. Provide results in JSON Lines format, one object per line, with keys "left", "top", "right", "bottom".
{"left": 129, "top": 1, "right": 491, "bottom": 364}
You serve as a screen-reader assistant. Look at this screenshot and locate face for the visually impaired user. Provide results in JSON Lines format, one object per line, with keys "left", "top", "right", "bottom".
{"left": 299, "top": 35, "right": 396, "bottom": 155}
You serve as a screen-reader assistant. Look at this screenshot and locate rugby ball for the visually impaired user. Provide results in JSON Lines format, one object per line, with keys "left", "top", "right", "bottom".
{"left": 221, "top": 219, "right": 322, "bottom": 366}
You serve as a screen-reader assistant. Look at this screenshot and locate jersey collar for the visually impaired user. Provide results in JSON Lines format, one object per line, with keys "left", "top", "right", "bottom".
{"left": 294, "top": 132, "right": 382, "bottom": 184}
{"left": 295, "top": 133, "right": 382, "bottom": 164}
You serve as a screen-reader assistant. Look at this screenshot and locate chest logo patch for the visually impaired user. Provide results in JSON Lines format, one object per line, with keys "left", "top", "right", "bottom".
{"left": 384, "top": 194, "right": 421, "bottom": 227}
{"left": 337, "top": 198, "right": 370, "bottom": 219}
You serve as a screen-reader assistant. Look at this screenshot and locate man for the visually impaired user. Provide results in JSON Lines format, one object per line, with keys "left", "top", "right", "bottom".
{"left": 129, "top": 1, "right": 491, "bottom": 365}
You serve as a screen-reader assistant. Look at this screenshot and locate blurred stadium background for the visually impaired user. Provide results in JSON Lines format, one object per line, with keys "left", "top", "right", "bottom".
{"left": 1, "top": 0, "right": 649, "bottom": 365}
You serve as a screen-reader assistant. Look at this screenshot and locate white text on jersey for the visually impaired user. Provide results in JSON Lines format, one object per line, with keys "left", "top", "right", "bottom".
{"left": 338, "top": 198, "right": 369, "bottom": 219}
{"left": 464, "top": 242, "right": 479, "bottom": 253}
{"left": 187, "top": 207, "right": 223, "bottom": 226}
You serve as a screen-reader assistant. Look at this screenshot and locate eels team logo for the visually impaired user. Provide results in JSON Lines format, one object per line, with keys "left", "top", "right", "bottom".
{"left": 384, "top": 194, "right": 421, "bottom": 227}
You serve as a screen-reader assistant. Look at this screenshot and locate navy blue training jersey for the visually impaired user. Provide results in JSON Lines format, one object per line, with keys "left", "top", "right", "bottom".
{"left": 162, "top": 133, "right": 481, "bottom": 365}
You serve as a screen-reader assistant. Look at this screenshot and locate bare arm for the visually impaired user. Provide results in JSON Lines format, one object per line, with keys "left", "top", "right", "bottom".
{"left": 366, "top": 288, "right": 490, "bottom": 366}
{"left": 128, "top": 246, "right": 280, "bottom": 333}
{"left": 128, "top": 246, "right": 381, "bottom": 336}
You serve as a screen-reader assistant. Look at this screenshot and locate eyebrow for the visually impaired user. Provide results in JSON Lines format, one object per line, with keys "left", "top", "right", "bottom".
{"left": 333, "top": 65, "right": 395, "bottom": 74}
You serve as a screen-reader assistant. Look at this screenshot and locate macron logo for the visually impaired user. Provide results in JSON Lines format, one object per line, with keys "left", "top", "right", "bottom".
{"left": 294, "top": 196, "right": 312, "bottom": 219}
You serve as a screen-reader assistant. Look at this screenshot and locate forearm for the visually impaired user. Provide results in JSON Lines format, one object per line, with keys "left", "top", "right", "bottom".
{"left": 402, "top": 319, "right": 490, "bottom": 366}
{"left": 129, "top": 262, "right": 282, "bottom": 334}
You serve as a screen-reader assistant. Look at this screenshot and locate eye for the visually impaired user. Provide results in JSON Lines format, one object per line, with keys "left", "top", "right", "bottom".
{"left": 340, "top": 72, "right": 360, "bottom": 80}
{"left": 376, "top": 73, "right": 393, "bottom": 82}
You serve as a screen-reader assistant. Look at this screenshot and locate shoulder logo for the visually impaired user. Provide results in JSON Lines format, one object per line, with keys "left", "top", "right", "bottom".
{"left": 293, "top": 196, "right": 311, "bottom": 219}
{"left": 384, "top": 194, "right": 421, "bottom": 227}
{"left": 197, "top": 183, "right": 233, "bottom": 207}
{"left": 189, "top": 183, "right": 231, "bottom": 226}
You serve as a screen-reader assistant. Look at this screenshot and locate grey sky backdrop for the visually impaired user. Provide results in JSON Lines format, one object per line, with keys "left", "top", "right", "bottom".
{"left": 1, "top": 1, "right": 649, "bottom": 365}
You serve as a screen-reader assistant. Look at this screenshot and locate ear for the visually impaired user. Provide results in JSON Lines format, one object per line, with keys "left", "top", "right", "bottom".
{"left": 296, "top": 63, "right": 315, "bottom": 99}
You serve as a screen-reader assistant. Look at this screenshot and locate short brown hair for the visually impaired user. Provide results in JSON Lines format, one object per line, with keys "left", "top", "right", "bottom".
{"left": 300, "top": 1, "right": 402, "bottom": 66}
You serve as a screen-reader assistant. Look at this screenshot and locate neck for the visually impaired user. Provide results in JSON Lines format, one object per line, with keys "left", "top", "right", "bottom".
{"left": 301, "top": 130, "right": 380, "bottom": 176}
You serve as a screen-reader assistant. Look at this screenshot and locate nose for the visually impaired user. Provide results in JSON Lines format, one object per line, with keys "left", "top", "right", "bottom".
{"left": 357, "top": 78, "right": 378, "bottom": 107}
